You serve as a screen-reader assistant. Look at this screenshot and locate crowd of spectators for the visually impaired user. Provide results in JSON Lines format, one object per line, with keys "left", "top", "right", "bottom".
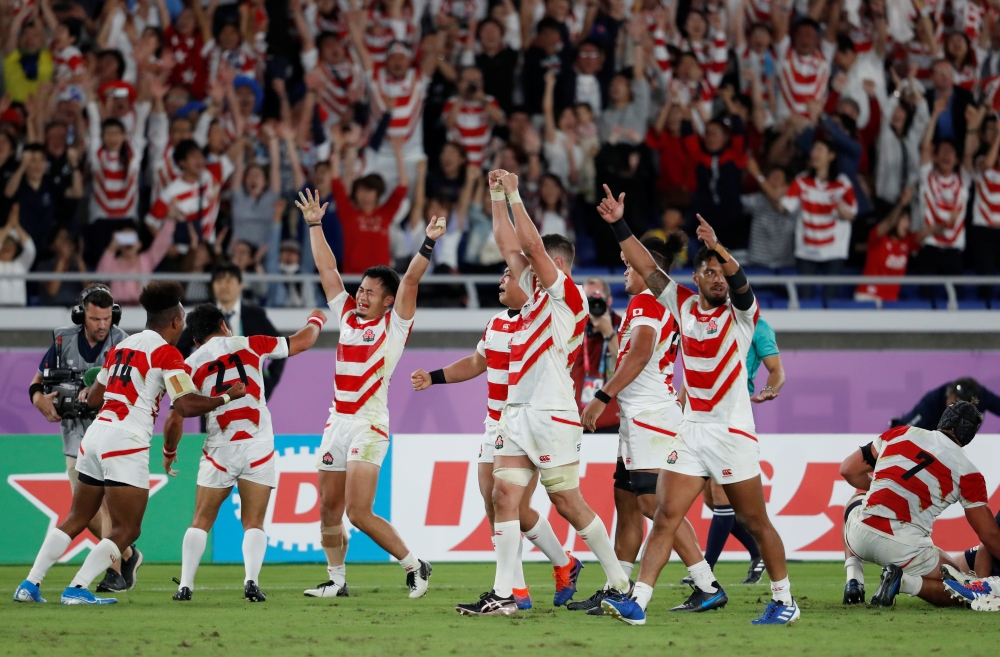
{"left": 2, "top": 0, "right": 1000, "bottom": 308}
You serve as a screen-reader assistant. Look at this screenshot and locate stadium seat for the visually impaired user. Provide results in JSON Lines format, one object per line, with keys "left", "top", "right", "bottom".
{"left": 881, "top": 300, "right": 933, "bottom": 310}
{"left": 956, "top": 300, "right": 988, "bottom": 310}
{"left": 767, "top": 299, "right": 790, "bottom": 309}
{"left": 826, "top": 300, "right": 878, "bottom": 309}
{"left": 796, "top": 299, "right": 825, "bottom": 309}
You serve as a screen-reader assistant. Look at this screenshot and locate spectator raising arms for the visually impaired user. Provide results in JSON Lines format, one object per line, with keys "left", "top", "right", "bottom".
{"left": 0, "top": 205, "right": 36, "bottom": 306}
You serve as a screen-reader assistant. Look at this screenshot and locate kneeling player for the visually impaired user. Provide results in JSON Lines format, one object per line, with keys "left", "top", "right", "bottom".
{"left": 841, "top": 401, "right": 1000, "bottom": 607}
{"left": 15, "top": 283, "right": 246, "bottom": 604}
{"left": 167, "top": 304, "right": 325, "bottom": 602}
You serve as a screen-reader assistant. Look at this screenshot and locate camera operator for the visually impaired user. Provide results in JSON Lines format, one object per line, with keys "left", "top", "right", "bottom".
{"left": 571, "top": 277, "right": 621, "bottom": 433}
{"left": 28, "top": 286, "right": 138, "bottom": 591}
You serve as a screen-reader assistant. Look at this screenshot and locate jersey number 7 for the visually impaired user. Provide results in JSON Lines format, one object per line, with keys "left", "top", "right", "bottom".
{"left": 207, "top": 353, "right": 250, "bottom": 395}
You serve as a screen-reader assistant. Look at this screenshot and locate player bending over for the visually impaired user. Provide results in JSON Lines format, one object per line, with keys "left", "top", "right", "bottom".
{"left": 412, "top": 267, "right": 582, "bottom": 609}
{"left": 570, "top": 235, "right": 726, "bottom": 615}
{"left": 838, "top": 401, "right": 1000, "bottom": 608}
{"left": 298, "top": 189, "right": 443, "bottom": 599}
{"left": 596, "top": 186, "right": 798, "bottom": 626}
{"left": 15, "top": 282, "right": 247, "bottom": 604}
{"left": 455, "top": 171, "right": 633, "bottom": 616}
{"left": 166, "top": 303, "right": 325, "bottom": 602}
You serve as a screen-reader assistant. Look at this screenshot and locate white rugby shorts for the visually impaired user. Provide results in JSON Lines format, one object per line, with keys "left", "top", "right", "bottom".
{"left": 619, "top": 403, "right": 683, "bottom": 471}
{"left": 844, "top": 505, "right": 940, "bottom": 577}
{"left": 663, "top": 420, "right": 761, "bottom": 484}
{"left": 478, "top": 421, "right": 499, "bottom": 464}
{"left": 495, "top": 405, "right": 582, "bottom": 469}
{"left": 75, "top": 423, "right": 151, "bottom": 489}
{"left": 316, "top": 413, "right": 390, "bottom": 472}
{"left": 198, "top": 440, "right": 276, "bottom": 488}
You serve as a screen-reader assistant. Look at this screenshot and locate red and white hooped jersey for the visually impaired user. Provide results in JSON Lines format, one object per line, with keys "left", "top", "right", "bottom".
{"left": 146, "top": 171, "right": 223, "bottom": 242}
{"left": 442, "top": 95, "right": 501, "bottom": 166}
{"left": 301, "top": 49, "right": 361, "bottom": 126}
{"left": 775, "top": 37, "right": 831, "bottom": 120}
{"left": 329, "top": 290, "right": 413, "bottom": 426}
{"left": 783, "top": 173, "right": 858, "bottom": 261}
{"left": 615, "top": 290, "right": 680, "bottom": 419}
{"left": 153, "top": 143, "right": 181, "bottom": 198}
{"left": 95, "top": 330, "right": 193, "bottom": 443}
{"left": 507, "top": 268, "right": 588, "bottom": 412}
{"left": 919, "top": 163, "right": 969, "bottom": 250}
{"left": 659, "top": 280, "right": 758, "bottom": 426}
{"left": 973, "top": 166, "right": 1000, "bottom": 227}
{"left": 87, "top": 101, "right": 149, "bottom": 220}
{"left": 476, "top": 308, "right": 519, "bottom": 424}
{"left": 52, "top": 44, "right": 84, "bottom": 81}
{"left": 860, "top": 425, "right": 988, "bottom": 541}
{"left": 187, "top": 335, "right": 289, "bottom": 447}
{"left": 744, "top": 0, "right": 772, "bottom": 25}
{"left": 202, "top": 39, "right": 259, "bottom": 82}
{"left": 368, "top": 67, "right": 429, "bottom": 147}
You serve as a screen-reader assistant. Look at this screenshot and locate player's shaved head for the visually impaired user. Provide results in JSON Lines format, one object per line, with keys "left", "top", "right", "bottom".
{"left": 141, "top": 281, "right": 185, "bottom": 330}
{"left": 186, "top": 303, "right": 228, "bottom": 345}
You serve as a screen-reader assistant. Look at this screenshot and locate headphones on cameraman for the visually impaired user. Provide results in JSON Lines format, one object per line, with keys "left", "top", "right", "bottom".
{"left": 71, "top": 286, "right": 122, "bottom": 326}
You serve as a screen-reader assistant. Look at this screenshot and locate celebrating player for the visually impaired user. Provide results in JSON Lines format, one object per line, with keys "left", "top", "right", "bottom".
{"left": 15, "top": 282, "right": 247, "bottom": 605}
{"left": 838, "top": 401, "right": 1000, "bottom": 607}
{"left": 411, "top": 267, "right": 582, "bottom": 610}
{"left": 570, "top": 235, "right": 727, "bottom": 615}
{"left": 455, "top": 171, "right": 633, "bottom": 616}
{"left": 596, "top": 186, "right": 799, "bottom": 626}
{"left": 297, "top": 188, "right": 442, "bottom": 599}
{"left": 166, "top": 303, "right": 326, "bottom": 602}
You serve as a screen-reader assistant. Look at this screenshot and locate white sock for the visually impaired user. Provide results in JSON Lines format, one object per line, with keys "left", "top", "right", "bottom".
{"left": 770, "top": 577, "right": 792, "bottom": 604}
{"left": 492, "top": 520, "right": 521, "bottom": 598}
{"left": 524, "top": 516, "right": 569, "bottom": 567}
{"left": 242, "top": 528, "right": 266, "bottom": 585}
{"left": 512, "top": 535, "right": 527, "bottom": 589}
{"left": 632, "top": 581, "right": 654, "bottom": 611}
{"left": 687, "top": 560, "right": 718, "bottom": 593}
{"left": 179, "top": 528, "right": 208, "bottom": 590}
{"left": 619, "top": 560, "right": 635, "bottom": 579}
{"left": 577, "top": 515, "right": 629, "bottom": 592}
{"left": 28, "top": 528, "right": 72, "bottom": 585}
{"left": 398, "top": 552, "right": 420, "bottom": 573}
{"left": 70, "top": 539, "right": 121, "bottom": 589}
{"left": 900, "top": 572, "right": 923, "bottom": 596}
{"left": 845, "top": 556, "right": 864, "bottom": 584}
{"left": 328, "top": 565, "right": 346, "bottom": 587}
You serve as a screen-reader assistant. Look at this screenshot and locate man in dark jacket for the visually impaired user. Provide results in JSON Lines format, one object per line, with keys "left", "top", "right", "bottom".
{"left": 925, "top": 59, "right": 974, "bottom": 158}
{"left": 684, "top": 114, "right": 749, "bottom": 252}
{"left": 891, "top": 377, "right": 1000, "bottom": 429}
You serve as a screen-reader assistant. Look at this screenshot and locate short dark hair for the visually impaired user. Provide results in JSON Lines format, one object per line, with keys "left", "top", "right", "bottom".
{"left": 362, "top": 265, "right": 400, "bottom": 298}
{"left": 317, "top": 30, "right": 339, "bottom": 49}
{"left": 642, "top": 234, "right": 685, "bottom": 271}
{"left": 83, "top": 286, "right": 114, "bottom": 310}
{"left": 836, "top": 34, "right": 855, "bottom": 54}
{"left": 102, "top": 117, "right": 125, "bottom": 133}
{"left": 63, "top": 18, "right": 84, "bottom": 43}
{"left": 352, "top": 173, "right": 386, "bottom": 200}
{"left": 211, "top": 262, "right": 243, "bottom": 284}
{"left": 140, "top": 281, "right": 185, "bottom": 329}
{"left": 97, "top": 49, "right": 126, "bottom": 79}
{"left": 476, "top": 17, "right": 504, "bottom": 39}
{"left": 186, "top": 303, "right": 227, "bottom": 345}
{"left": 172, "top": 139, "right": 202, "bottom": 166}
{"left": 536, "top": 17, "right": 562, "bottom": 34}
{"left": 542, "top": 234, "right": 575, "bottom": 266}
{"left": 22, "top": 143, "right": 45, "bottom": 156}
{"left": 693, "top": 245, "right": 725, "bottom": 270}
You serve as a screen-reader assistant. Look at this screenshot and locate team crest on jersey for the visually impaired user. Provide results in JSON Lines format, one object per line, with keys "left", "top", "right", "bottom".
{"left": 666, "top": 450, "right": 678, "bottom": 464}
{"left": 362, "top": 328, "right": 375, "bottom": 343}
{"left": 495, "top": 435, "right": 504, "bottom": 449}
{"left": 706, "top": 319, "right": 719, "bottom": 335}
{"left": 322, "top": 452, "right": 334, "bottom": 465}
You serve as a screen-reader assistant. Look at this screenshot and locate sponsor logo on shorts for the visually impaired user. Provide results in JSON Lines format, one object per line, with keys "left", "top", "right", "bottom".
{"left": 322, "top": 452, "right": 334, "bottom": 465}
{"left": 350, "top": 447, "right": 359, "bottom": 455}
{"left": 362, "top": 328, "right": 375, "bottom": 343}
{"left": 722, "top": 468, "right": 733, "bottom": 478}
{"left": 625, "top": 457, "right": 631, "bottom": 465}
{"left": 539, "top": 455, "right": 551, "bottom": 463}
{"left": 666, "top": 450, "right": 678, "bottom": 464}
{"left": 495, "top": 435, "right": 504, "bottom": 449}
{"left": 706, "top": 318, "right": 719, "bottom": 335}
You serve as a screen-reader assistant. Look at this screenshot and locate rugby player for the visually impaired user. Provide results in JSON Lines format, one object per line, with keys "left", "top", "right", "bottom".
{"left": 455, "top": 171, "right": 632, "bottom": 616}
{"left": 839, "top": 401, "right": 1000, "bottom": 607}
{"left": 570, "top": 235, "right": 728, "bottom": 615}
{"left": 297, "top": 189, "right": 442, "bottom": 599}
{"left": 596, "top": 186, "right": 798, "bottom": 625}
{"left": 411, "top": 267, "right": 582, "bottom": 609}
{"left": 15, "top": 282, "right": 247, "bottom": 604}
{"left": 167, "top": 303, "right": 326, "bottom": 602}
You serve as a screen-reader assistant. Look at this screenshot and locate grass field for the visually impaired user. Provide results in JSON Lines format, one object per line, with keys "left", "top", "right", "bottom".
{"left": 1, "top": 561, "right": 993, "bottom": 656}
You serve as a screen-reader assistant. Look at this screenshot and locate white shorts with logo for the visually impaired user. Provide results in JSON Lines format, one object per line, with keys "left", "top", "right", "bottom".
{"left": 844, "top": 505, "right": 940, "bottom": 577}
{"left": 316, "top": 412, "right": 390, "bottom": 472}
{"left": 198, "top": 440, "right": 276, "bottom": 488}
{"left": 478, "top": 421, "right": 499, "bottom": 464}
{"left": 75, "top": 423, "right": 151, "bottom": 490}
{"left": 495, "top": 405, "right": 582, "bottom": 469}
{"left": 663, "top": 420, "right": 760, "bottom": 484}
{"left": 620, "top": 403, "right": 683, "bottom": 471}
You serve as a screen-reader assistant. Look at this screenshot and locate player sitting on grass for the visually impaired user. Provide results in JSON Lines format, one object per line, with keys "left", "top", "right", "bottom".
{"left": 298, "top": 188, "right": 443, "bottom": 600}
{"left": 839, "top": 401, "right": 1000, "bottom": 607}
{"left": 15, "top": 282, "right": 247, "bottom": 605}
{"left": 412, "top": 267, "right": 583, "bottom": 610}
{"left": 165, "top": 303, "right": 326, "bottom": 602}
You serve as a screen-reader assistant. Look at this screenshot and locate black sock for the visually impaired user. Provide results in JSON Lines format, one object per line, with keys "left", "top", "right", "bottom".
{"left": 731, "top": 520, "right": 760, "bottom": 561}
{"left": 705, "top": 505, "right": 736, "bottom": 569}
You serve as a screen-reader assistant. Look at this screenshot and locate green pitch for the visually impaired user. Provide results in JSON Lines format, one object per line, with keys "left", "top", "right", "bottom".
{"left": 1, "top": 562, "right": 992, "bottom": 656}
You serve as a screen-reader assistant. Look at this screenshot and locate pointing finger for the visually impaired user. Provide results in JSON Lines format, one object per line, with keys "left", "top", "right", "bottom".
{"left": 603, "top": 184, "right": 613, "bottom": 201}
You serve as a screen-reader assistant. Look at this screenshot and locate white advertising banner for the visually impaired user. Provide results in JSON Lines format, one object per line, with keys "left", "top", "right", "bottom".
{"left": 390, "top": 434, "right": 1000, "bottom": 562}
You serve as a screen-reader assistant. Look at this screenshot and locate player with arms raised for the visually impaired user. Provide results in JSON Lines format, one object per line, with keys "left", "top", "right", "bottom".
{"left": 166, "top": 303, "right": 326, "bottom": 602}
{"left": 455, "top": 171, "right": 633, "bottom": 616}
{"left": 15, "top": 282, "right": 247, "bottom": 604}
{"left": 595, "top": 187, "right": 798, "bottom": 626}
{"left": 297, "top": 189, "right": 443, "bottom": 599}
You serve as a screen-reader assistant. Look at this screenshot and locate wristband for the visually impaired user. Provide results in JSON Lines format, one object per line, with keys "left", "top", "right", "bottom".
{"left": 418, "top": 235, "right": 436, "bottom": 259}
{"left": 490, "top": 186, "right": 506, "bottom": 201}
{"left": 29, "top": 382, "right": 44, "bottom": 403}
{"left": 307, "top": 315, "right": 325, "bottom": 329}
{"left": 724, "top": 264, "right": 748, "bottom": 290}
{"left": 506, "top": 190, "right": 523, "bottom": 205}
{"left": 429, "top": 369, "right": 447, "bottom": 385}
{"left": 162, "top": 447, "right": 177, "bottom": 458}
{"left": 610, "top": 218, "right": 633, "bottom": 242}
{"left": 221, "top": 393, "right": 231, "bottom": 405}
{"left": 594, "top": 389, "right": 612, "bottom": 404}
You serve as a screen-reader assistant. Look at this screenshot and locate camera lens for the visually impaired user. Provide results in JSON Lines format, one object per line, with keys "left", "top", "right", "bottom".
{"left": 588, "top": 295, "right": 607, "bottom": 317}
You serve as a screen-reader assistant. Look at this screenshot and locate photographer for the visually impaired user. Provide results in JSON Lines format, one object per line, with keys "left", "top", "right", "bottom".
{"left": 28, "top": 286, "right": 137, "bottom": 591}
{"left": 570, "top": 277, "right": 621, "bottom": 433}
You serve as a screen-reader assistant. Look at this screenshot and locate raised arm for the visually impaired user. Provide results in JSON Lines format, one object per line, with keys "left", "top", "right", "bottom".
{"left": 411, "top": 350, "right": 487, "bottom": 390}
{"left": 489, "top": 168, "right": 529, "bottom": 279}
{"left": 393, "top": 216, "right": 448, "bottom": 321}
{"left": 288, "top": 310, "right": 328, "bottom": 356}
{"left": 347, "top": 8, "right": 374, "bottom": 73}
{"left": 297, "top": 188, "right": 345, "bottom": 301}
{"left": 875, "top": 187, "right": 913, "bottom": 238}
{"left": 921, "top": 97, "right": 947, "bottom": 166}
{"left": 597, "top": 184, "right": 671, "bottom": 296}
{"left": 498, "top": 171, "right": 558, "bottom": 288}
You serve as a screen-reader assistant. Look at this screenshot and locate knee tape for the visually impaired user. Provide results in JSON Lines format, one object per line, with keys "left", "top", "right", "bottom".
{"left": 493, "top": 467, "right": 534, "bottom": 487}
{"left": 613, "top": 459, "right": 632, "bottom": 492}
{"left": 629, "top": 471, "right": 659, "bottom": 497}
{"left": 540, "top": 465, "right": 580, "bottom": 493}
{"left": 321, "top": 523, "right": 347, "bottom": 549}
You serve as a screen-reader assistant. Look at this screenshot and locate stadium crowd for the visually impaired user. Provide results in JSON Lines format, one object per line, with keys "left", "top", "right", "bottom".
{"left": 2, "top": 0, "right": 1000, "bottom": 308}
